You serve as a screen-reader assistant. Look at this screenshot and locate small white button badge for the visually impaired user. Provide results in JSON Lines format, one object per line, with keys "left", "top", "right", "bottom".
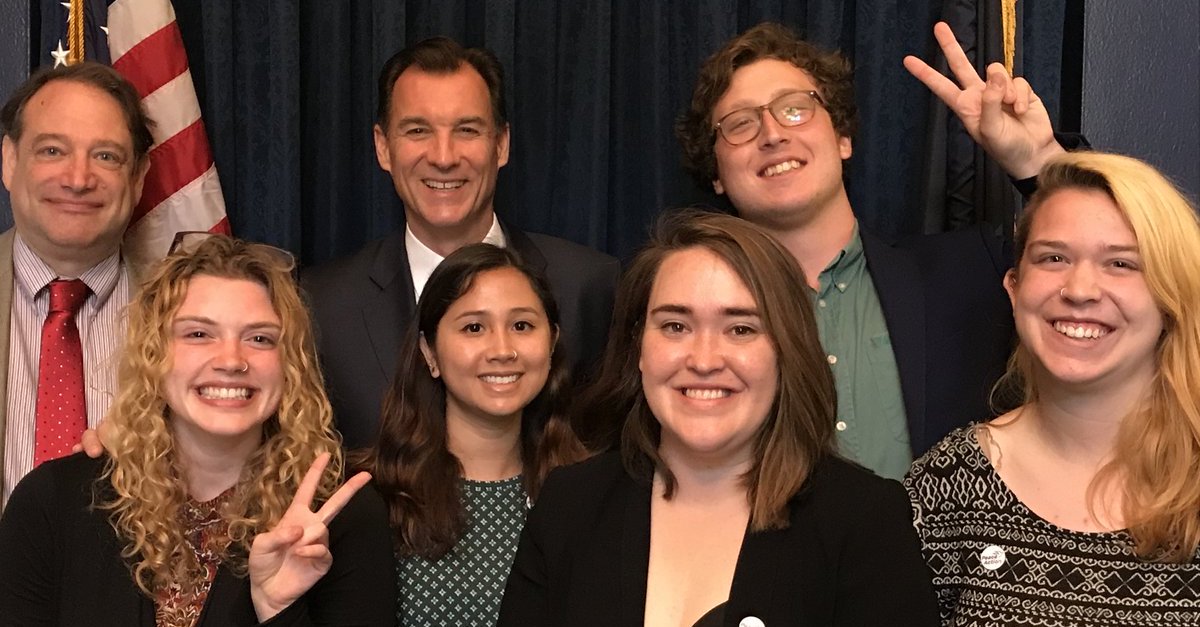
{"left": 739, "top": 617, "right": 765, "bottom": 627}
{"left": 979, "top": 545, "right": 1006, "bottom": 571}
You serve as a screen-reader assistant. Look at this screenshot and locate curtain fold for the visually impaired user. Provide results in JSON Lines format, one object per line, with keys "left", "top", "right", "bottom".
{"left": 170, "top": 0, "right": 1066, "bottom": 265}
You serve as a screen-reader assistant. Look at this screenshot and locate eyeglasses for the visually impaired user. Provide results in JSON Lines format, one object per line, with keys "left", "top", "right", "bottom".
{"left": 168, "top": 231, "right": 297, "bottom": 273}
{"left": 714, "top": 90, "right": 825, "bottom": 146}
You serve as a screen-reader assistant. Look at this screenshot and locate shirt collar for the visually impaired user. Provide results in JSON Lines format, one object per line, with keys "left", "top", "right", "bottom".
{"left": 816, "top": 222, "right": 865, "bottom": 295}
{"left": 406, "top": 214, "right": 508, "bottom": 301}
{"left": 12, "top": 233, "right": 123, "bottom": 307}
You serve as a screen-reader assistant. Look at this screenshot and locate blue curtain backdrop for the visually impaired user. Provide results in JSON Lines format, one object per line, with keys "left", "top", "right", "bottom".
{"left": 82, "top": 0, "right": 1068, "bottom": 266}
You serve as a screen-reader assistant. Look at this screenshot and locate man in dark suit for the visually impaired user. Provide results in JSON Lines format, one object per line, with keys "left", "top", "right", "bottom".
{"left": 676, "top": 22, "right": 1069, "bottom": 478}
{"left": 304, "top": 38, "right": 619, "bottom": 450}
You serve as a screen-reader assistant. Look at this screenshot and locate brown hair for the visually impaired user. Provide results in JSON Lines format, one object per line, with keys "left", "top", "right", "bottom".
{"left": 574, "top": 209, "right": 836, "bottom": 531}
{"left": 675, "top": 22, "right": 857, "bottom": 188}
{"left": 1006, "top": 151, "right": 1200, "bottom": 562}
{"left": 375, "top": 36, "right": 508, "bottom": 130}
{"left": 1, "top": 61, "right": 154, "bottom": 166}
{"left": 358, "top": 244, "right": 586, "bottom": 558}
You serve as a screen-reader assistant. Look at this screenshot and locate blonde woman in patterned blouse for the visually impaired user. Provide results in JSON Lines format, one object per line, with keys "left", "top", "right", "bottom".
{"left": 906, "top": 152, "right": 1200, "bottom": 626}
{"left": 0, "top": 235, "right": 395, "bottom": 626}
{"left": 356, "top": 243, "right": 588, "bottom": 627}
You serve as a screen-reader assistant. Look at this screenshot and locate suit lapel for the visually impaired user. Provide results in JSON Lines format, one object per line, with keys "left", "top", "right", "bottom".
{"left": 861, "top": 229, "right": 926, "bottom": 455}
{"left": 619, "top": 475, "right": 652, "bottom": 626}
{"left": 502, "top": 220, "right": 549, "bottom": 274}
{"left": 363, "top": 230, "right": 416, "bottom": 385}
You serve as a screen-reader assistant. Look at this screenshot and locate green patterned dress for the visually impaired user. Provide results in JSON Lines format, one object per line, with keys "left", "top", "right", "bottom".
{"left": 397, "top": 475, "right": 527, "bottom": 627}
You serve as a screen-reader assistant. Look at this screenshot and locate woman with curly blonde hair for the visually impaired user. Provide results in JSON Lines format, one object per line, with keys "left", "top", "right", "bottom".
{"left": 906, "top": 152, "right": 1200, "bottom": 626}
{"left": 0, "top": 234, "right": 394, "bottom": 626}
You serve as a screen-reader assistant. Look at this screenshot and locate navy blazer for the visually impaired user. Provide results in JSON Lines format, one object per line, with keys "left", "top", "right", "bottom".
{"left": 302, "top": 221, "right": 620, "bottom": 450}
{"left": 498, "top": 452, "right": 940, "bottom": 627}
{"left": 862, "top": 225, "right": 1013, "bottom": 456}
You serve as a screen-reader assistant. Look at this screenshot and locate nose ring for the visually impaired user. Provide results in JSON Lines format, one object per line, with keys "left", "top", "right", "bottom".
{"left": 234, "top": 362, "right": 249, "bottom": 373}
{"left": 1059, "top": 287, "right": 1066, "bottom": 299}
{"left": 508, "top": 350, "right": 518, "bottom": 360}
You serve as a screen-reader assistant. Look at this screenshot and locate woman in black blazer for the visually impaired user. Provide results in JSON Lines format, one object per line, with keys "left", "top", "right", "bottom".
{"left": 498, "top": 211, "right": 938, "bottom": 627}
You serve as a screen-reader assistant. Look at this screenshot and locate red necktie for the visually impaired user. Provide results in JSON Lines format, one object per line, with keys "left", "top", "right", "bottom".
{"left": 34, "top": 279, "right": 90, "bottom": 466}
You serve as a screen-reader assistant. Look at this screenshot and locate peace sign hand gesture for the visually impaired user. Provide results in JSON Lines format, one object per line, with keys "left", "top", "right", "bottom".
{"left": 248, "top": 452, "right": 372, "bottom": 622}
{"left": 904, "top": 21, "right": 1065, "bottom": 179}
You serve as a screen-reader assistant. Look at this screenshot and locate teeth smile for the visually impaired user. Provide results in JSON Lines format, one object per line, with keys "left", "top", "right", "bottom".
{"left": 481, "top": 374, "right": 519, "bottom": 384}
{"left": 425, "top": 180, "right": 465, "bottom": 190}
{"left": 198, "top": 387, "right": 252, "bottom": 400}
{"left": 762, "top": 160, "right": 802, "bottom": 177}
{"left": 1053, "top": 321, "right": 1110, "bottom": 339}
{"left": 683, "top": 388, "right": 730, "bottom": 400}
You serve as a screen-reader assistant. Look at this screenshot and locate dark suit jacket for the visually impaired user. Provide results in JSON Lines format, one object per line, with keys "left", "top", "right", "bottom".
{"left": 862, "top": 225, "right": 1013, "bottom": 457}
{"left": 0, "top": 454, "right": 396, "bottom": 627}
{"left": 498, "top": 452, "right": 940, "bottom": 627}
{"left": 302, "top": 222, "right": 620, "bottom": 449}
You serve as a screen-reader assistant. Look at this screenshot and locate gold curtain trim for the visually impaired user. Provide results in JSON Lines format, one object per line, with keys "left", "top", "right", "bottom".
{"left": 1002, "top": 0, "right": 1018, "bottom": 74}
{"left": 67, "top": 0, "right": 85, "bottom": 65}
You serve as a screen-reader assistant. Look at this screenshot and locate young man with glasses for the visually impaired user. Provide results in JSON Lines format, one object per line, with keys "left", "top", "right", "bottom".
{"left": 676, "top": 22, "right": 1072, "bottom": 479}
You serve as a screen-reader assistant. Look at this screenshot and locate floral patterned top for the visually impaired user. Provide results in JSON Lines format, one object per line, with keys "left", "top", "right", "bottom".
{"left": 154, "top": 488, "right": 234, "bottom": 627}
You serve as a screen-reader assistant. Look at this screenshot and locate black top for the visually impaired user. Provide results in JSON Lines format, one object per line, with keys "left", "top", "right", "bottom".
{"left": 498, "top": 451, "right": 940, "bottom": 627}
{"left": 0, "top": 453, "right": 396, "bottom": 627}
{"left": 906, "top": 426, "right": 1200, "bottom": 627}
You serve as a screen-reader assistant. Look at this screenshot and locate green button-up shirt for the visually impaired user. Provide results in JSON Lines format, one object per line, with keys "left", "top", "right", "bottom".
{"left": 811, "top": 226, "right": 912, "bottom": 480}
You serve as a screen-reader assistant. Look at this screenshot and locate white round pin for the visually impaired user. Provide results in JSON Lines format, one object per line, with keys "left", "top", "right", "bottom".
{"left": 739, "top": 617, "right": 765, "bottom": 627}
{"left": 979, "top": 545, "right": 1006, "bottom": 571}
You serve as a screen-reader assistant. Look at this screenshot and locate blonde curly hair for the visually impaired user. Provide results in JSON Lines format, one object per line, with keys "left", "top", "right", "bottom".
{"left": 98, "top": 235, "right": 344, "bottom": 595}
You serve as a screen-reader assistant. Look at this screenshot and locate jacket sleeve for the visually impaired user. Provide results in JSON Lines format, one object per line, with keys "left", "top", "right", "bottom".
{"left": 0, "top": 464, "right": 65, "bottom": 627}
{"left": 496, "top": 468, "right": 566, "bottom": 627}
{"left": 833, "top": 479, "right": 941, "bottom": 627}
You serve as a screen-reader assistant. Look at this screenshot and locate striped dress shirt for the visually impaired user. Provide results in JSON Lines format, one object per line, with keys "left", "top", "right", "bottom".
{"left": 2, "top": 235, "right": 129, "bottom": 506}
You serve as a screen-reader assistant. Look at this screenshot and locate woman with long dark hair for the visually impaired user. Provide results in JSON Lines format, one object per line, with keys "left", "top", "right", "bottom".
{"left": 357, "top": 243, "right": 587, "bottom": 626}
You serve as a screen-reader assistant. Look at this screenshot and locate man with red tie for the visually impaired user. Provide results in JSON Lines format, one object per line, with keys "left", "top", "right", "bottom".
{"left": 0, "top": 62, "right": 151, "bottom": 509}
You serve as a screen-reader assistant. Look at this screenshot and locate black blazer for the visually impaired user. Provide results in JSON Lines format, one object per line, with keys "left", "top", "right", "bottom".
{"left": 0, "top": 454, "right": 396, "bottom": 627}
{"left": 302, "top": 221, "right": 620, "bottom": 449}
{"left": 862, "top": 225, "right": 1013, "bottom": 457}
{"left": 498, "top": 452, "right": 940, "bottom": 627}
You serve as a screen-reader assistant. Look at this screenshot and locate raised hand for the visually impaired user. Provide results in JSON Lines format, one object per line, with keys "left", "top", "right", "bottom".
{"left": 904, "top": 21, "right": 1064, "bottom": 179}
{"left": 248, "top": 452, "right": 372, "bottom": 621}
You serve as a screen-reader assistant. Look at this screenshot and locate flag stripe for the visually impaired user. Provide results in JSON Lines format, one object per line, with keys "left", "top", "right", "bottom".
{"left": 123, "top": 166, "right": 229, "bottom": 269}
{"left": 106, "top": 0, "right": 174, "bottom": 61}
{"left": 111, "top": 22, "right": 189, "bottom": 100}
{"left": 134, "top": 118, "right": 214, "bottom": 223}
{"left": 141, "top": 72, "right": 202, "bottom": 146}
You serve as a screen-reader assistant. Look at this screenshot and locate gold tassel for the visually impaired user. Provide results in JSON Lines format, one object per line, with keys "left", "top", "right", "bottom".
{"left": 67, "top": 0, "right": 85, "bottom": 65}
{"left": 1002, "top": 0, "right": 1018, "bottom": 74}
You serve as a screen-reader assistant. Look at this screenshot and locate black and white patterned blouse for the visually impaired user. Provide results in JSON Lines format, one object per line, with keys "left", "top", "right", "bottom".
{"left": 397, "top": 475, "right": 527, "bottom": 627}
{"left": 905, "top": 426, "right": 1200, "bottom": 627}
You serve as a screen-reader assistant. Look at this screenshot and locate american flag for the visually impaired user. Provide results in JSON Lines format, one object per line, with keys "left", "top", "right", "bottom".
{"left": 40, "top": 0, "right": 229, "bottom": 269}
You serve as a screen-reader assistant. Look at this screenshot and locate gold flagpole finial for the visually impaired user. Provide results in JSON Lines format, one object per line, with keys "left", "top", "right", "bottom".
{"left": 1002, "top": 0, "right": 1018, "bottom": 75}
{"left": 67, "top": 0, "right": 85, "bottom": 65}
